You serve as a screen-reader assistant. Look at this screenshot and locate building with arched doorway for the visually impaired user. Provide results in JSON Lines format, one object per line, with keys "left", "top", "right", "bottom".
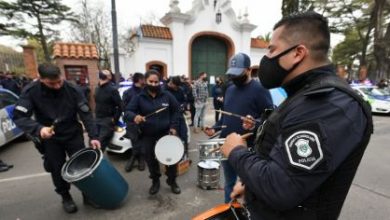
{"left": 114, "top": 0, "right": 268, "bottom": 81}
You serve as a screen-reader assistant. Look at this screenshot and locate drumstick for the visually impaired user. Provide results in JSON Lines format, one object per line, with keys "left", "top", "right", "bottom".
{"left": 207, "top": 125, "right": 227, "bottom": 129}
{"left": 207, "top": 133, "right": 253, "bottom": 154}
{"left": 145, "top": 107, "right": 167, "bottom": 118}
{"left": 215, "top": 110, "right": 261, "bottom": 123}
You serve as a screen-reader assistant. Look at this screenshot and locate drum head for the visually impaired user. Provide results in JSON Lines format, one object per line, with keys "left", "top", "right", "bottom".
{"left": 198, "top": 160, "right": 220, "bottom": 169}
{"left": 155, "top": 135, "right": 184, "bottom": 165}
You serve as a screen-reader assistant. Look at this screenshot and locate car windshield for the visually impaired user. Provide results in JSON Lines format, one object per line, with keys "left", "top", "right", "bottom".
{"left": 377, "top": 87, "right": 390, "bottom": 96}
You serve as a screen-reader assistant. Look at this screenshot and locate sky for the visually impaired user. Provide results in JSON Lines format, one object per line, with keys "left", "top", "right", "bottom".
{"left": 0, "top": 0, "right": 283, "bottom": 51}
{"left": 0, "top": 0, "right": 343, "bottom": 51}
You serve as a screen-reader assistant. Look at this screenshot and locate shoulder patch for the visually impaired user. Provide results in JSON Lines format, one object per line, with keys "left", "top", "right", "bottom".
{"left": 285, "top": 130, "right": 323, "bottom": 170}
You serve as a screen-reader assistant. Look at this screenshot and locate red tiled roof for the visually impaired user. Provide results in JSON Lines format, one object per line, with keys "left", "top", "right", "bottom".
{"left": 140, "top": 25, "right": 173, "bottom": 40}
{"left": 53, "top": 42, "right": 99, "bottom": 59}
{"left": 251, "top": 38, "right": 269, "bottom": 49}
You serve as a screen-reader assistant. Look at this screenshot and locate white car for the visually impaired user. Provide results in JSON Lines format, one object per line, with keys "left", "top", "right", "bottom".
{"left": 0, "top": 88, "right": 24, "bottom": 147}
{"left": 352, "top": 85, "right": 390, "bottom": 114}
{"left": 107, "top": 81, "right": 133, "bottom": 154}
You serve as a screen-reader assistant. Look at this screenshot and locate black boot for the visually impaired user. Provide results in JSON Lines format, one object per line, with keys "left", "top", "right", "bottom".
{"left": 61, "top": 193, "right": 78, "bottom": 213}
{"left": 166, "top": 179, "right": 181, "bottom": 194}
{"left": 149, "top": 179, "right": 160, "bottom": 195}
{"left": 125, "top": 155, "right": 136, "bottom": 172}
{"left": 138, "top": 156, "right": 145, "bottom": 171}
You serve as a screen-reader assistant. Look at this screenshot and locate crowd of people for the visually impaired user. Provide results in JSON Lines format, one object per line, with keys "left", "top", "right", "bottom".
{"left": 1, "top": 11, "right": 375, "bottom": 220}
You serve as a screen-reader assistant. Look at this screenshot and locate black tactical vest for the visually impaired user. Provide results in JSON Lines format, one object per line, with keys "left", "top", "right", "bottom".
{"left": 251, "top": 74, "right": 373, "bottom": 220}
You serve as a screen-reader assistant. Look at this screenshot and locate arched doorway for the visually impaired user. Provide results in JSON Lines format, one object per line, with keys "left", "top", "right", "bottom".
{"left": 190, "top": 35, "right": 231, "bottom": 81}
{"left": 146, "top": 61, "right": 167, "bottom": 79}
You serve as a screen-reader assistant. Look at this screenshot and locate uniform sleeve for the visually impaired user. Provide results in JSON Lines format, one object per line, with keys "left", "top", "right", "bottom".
{"left": 124, "top": 95, "right": 139, "bottom": 123}
{"left": 74, "top": 87, "right": 98, "bottom": 139}
{"left": 12, "top": 91, "right": 43, "bottom": 137}
{"left": 228, "top": 96, "right": 367, "bottom": 210}
{"left": 112, "top": 88, "right": 123, "bottom": 123}
{"left": 168, "top": 93, "right": 180, "bottom": 130}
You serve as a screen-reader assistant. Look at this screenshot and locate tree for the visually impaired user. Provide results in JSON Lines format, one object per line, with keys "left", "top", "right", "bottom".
{"left": 70, "top": 0, "right": 111, "bottom": 69}
{"left": 0, "top": 0, "right": 76, "bottom": 61}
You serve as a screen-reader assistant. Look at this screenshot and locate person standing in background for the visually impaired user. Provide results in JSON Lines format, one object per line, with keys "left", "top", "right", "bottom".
{"left": 94, "top": 70, "right": 122, "bottom": 152}
{"left": 123, "top": 72, "right": 146, "bottom": 172}
{"left": 211, "top": 77, "right": 225, "bottom": 122}
{"left": 192, "top": 72, "right": 208, "bottom": 133}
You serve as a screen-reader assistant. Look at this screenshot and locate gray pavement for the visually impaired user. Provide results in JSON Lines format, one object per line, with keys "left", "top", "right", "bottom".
{"left": 0, "top": 106, "right": 390, "bottom": 220}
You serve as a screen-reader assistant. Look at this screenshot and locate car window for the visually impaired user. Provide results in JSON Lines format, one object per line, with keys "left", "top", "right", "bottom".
{"left": 0, "top": 91, "right": 18, "bottom": 109}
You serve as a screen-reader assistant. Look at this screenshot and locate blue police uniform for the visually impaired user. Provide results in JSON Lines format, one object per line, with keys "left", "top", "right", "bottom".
{"left": 228, "top": 65, "right": 373, "bottom": 220}
{"left": 124, "top": 88, "right": 180, "bottom": 182}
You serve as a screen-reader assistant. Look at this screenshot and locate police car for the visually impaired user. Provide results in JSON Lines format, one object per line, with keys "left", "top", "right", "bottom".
{"left": 351, "top": 85, "right": 390, "bottom": 114}
{"left": 107, "top": 81, "right": 133, "bottom": 154}
{"left": 0, "top": 88, "right": 24, "bottom": 147}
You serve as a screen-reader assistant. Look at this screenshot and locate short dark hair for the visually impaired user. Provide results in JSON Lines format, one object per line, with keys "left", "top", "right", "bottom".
{"left": 274, "top": 11, "right": 330, "bottom": 61}
{"left": 38, "top": 63, "right": 61, "bottom": 79}
{"left": 132, "top": 72, "right": 144, "bottom": 83}
{"left": 145, "top": 69, "right": 160, "bottom": 80}
{"left": 169, "top": 76, "right": 182, "bottom": 86}
{"left": 198, "top": 72, "right": 206, "bottom": 79}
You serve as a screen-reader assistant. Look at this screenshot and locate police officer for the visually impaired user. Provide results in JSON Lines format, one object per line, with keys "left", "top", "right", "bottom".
{"left": 164, "top": 76, "right": 190, "bottom": 158}
{"left": 123, "top": 72, "right": 145, "bottom": 172}
{"left": 124, "top": 70, "right": 181, "bottom": 195}
{"left": 221, "top": 12, "right": 373, "bottom": 220}
{"left": 12, "top": 63, "right": 101, "bottom": 214}
{"left": 94, "top": 69, "right": 122, "bottom": 151}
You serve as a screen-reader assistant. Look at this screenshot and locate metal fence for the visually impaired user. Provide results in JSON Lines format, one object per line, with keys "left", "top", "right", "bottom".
{"left": 0, "top": 52, "right": 24, "bottom": 73}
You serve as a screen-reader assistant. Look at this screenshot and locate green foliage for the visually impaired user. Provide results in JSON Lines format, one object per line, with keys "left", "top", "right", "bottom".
{"left": 0, "top": 0, "right": 77, "bottom": 61}
{"left": 332, "top": 28, "right": 362, "bottom": 66}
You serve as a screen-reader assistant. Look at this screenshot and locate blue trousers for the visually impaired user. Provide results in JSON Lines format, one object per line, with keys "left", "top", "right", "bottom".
{"left": 221, "top": 160, "right": 237, "bottom": 203}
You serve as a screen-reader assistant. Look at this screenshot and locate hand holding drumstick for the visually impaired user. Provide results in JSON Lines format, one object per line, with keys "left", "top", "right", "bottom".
{"left": 220, "top": 132, "right": 253, "bottom": 158}
{"left": 209, "top": 133, "right": 253, "bottom": 155}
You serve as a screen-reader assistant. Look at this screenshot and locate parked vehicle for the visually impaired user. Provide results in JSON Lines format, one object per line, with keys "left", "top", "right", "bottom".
{"left": 351, "top": 85, "right": 390, "bottom": 114}
{"left": 0, "top": 88, "right": 24, "bottom": 147}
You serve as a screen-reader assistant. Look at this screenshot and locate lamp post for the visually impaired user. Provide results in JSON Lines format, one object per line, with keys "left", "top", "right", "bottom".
{"left": 111, "top": 0, "right": 120, "bottom": 84}
{"left": 216, "top": 9, "right": 222, "bottom": 24}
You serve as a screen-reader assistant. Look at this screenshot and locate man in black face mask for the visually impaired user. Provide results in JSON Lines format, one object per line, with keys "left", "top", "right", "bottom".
{"left": 204, "top": 52, "right": 273, "bottom": 204}
{"left": 13, "top": 63, "right": 101, "bottom": 214}
{"left": 220, "top": 12, "right": 373, "bottom": 220}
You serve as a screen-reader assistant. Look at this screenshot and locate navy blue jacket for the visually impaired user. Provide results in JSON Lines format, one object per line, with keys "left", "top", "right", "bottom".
{"left": 214, "top": 80, "right": 273, "bottom": 146}
{"left": 228, "top": 66, "right": 372, "bottom": 219}
{"left": 124, "top": 88, "right": 180, "bottom": 136}
{"left": 122, "top": 85, "right": 143, "bottom": 108}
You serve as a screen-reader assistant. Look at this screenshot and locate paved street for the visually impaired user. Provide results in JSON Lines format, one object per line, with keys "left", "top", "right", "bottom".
{"left": 1, "top": 109, "right": 390, "bottom": 220}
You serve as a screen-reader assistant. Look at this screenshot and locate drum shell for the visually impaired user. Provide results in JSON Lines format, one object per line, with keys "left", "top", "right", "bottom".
{"left": 197, "top": 161, "right": 220, "bottom": 190}
{"left": 62, "top": 149, "right": 129, "bottom": 209}
{"left": 198, "top": 139, "right": 226, "bottom": 161}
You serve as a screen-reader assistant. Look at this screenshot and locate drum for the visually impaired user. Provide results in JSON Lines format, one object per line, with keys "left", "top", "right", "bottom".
{"left": 197, "top": 160, "right": 220, "bottom": 190}
{"left": 198, "top": 139, "right": 226, "bottom": 161}
{"left": 192, "top": 202, "right": 249, "bottom": 220}
{"left": 61, "top": 148, "right": 129, "bottom": 209}
{"left": 155, "top": 135, "right": 184, "bottom": 165}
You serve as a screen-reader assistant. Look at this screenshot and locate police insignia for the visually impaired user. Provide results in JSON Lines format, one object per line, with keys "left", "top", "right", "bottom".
{"left": 285, "top": 130, "right": 323, "bottom": 170}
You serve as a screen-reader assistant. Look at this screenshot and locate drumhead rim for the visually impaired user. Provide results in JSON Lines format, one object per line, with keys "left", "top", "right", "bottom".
{"left": 155, "top": 135, "right": 184, "bottom": 165}
{"left": 61, "top": 148, "right": 103, "bottom": 182}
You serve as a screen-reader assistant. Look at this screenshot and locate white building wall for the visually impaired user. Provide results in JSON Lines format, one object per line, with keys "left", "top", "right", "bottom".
{"left": 249, "top": 48, "right": 268, "bottom": 66}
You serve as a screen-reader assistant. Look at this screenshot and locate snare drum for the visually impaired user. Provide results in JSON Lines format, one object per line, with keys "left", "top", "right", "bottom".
{"left": 192, "top": 202, "right": 249, "bottom": 220}
{"left": 198, "top": 139, "right": 226, "bottom": 161}
{"left": 197, "top": 160, "right": 220, "bottom": 190}
{"left": 155, "top": 135, "right": 184, "bottom": 165}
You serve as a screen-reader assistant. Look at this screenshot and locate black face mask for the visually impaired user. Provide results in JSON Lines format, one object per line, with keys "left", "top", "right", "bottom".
{"left": 259, "top": 45, "right": 301, "bottom": 89}
{"left": 146, "top": 85, "right": 160, "bottom": 93}
{"left": 231, "top": 73, "right": 248, "bottom": 87}
{"left": 99, "top": 72, "right": 107, "bottom": 80}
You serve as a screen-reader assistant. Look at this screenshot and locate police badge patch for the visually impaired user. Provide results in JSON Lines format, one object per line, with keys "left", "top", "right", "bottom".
{"left": 285, "top": 130, "right": 323, "bottom": 170}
